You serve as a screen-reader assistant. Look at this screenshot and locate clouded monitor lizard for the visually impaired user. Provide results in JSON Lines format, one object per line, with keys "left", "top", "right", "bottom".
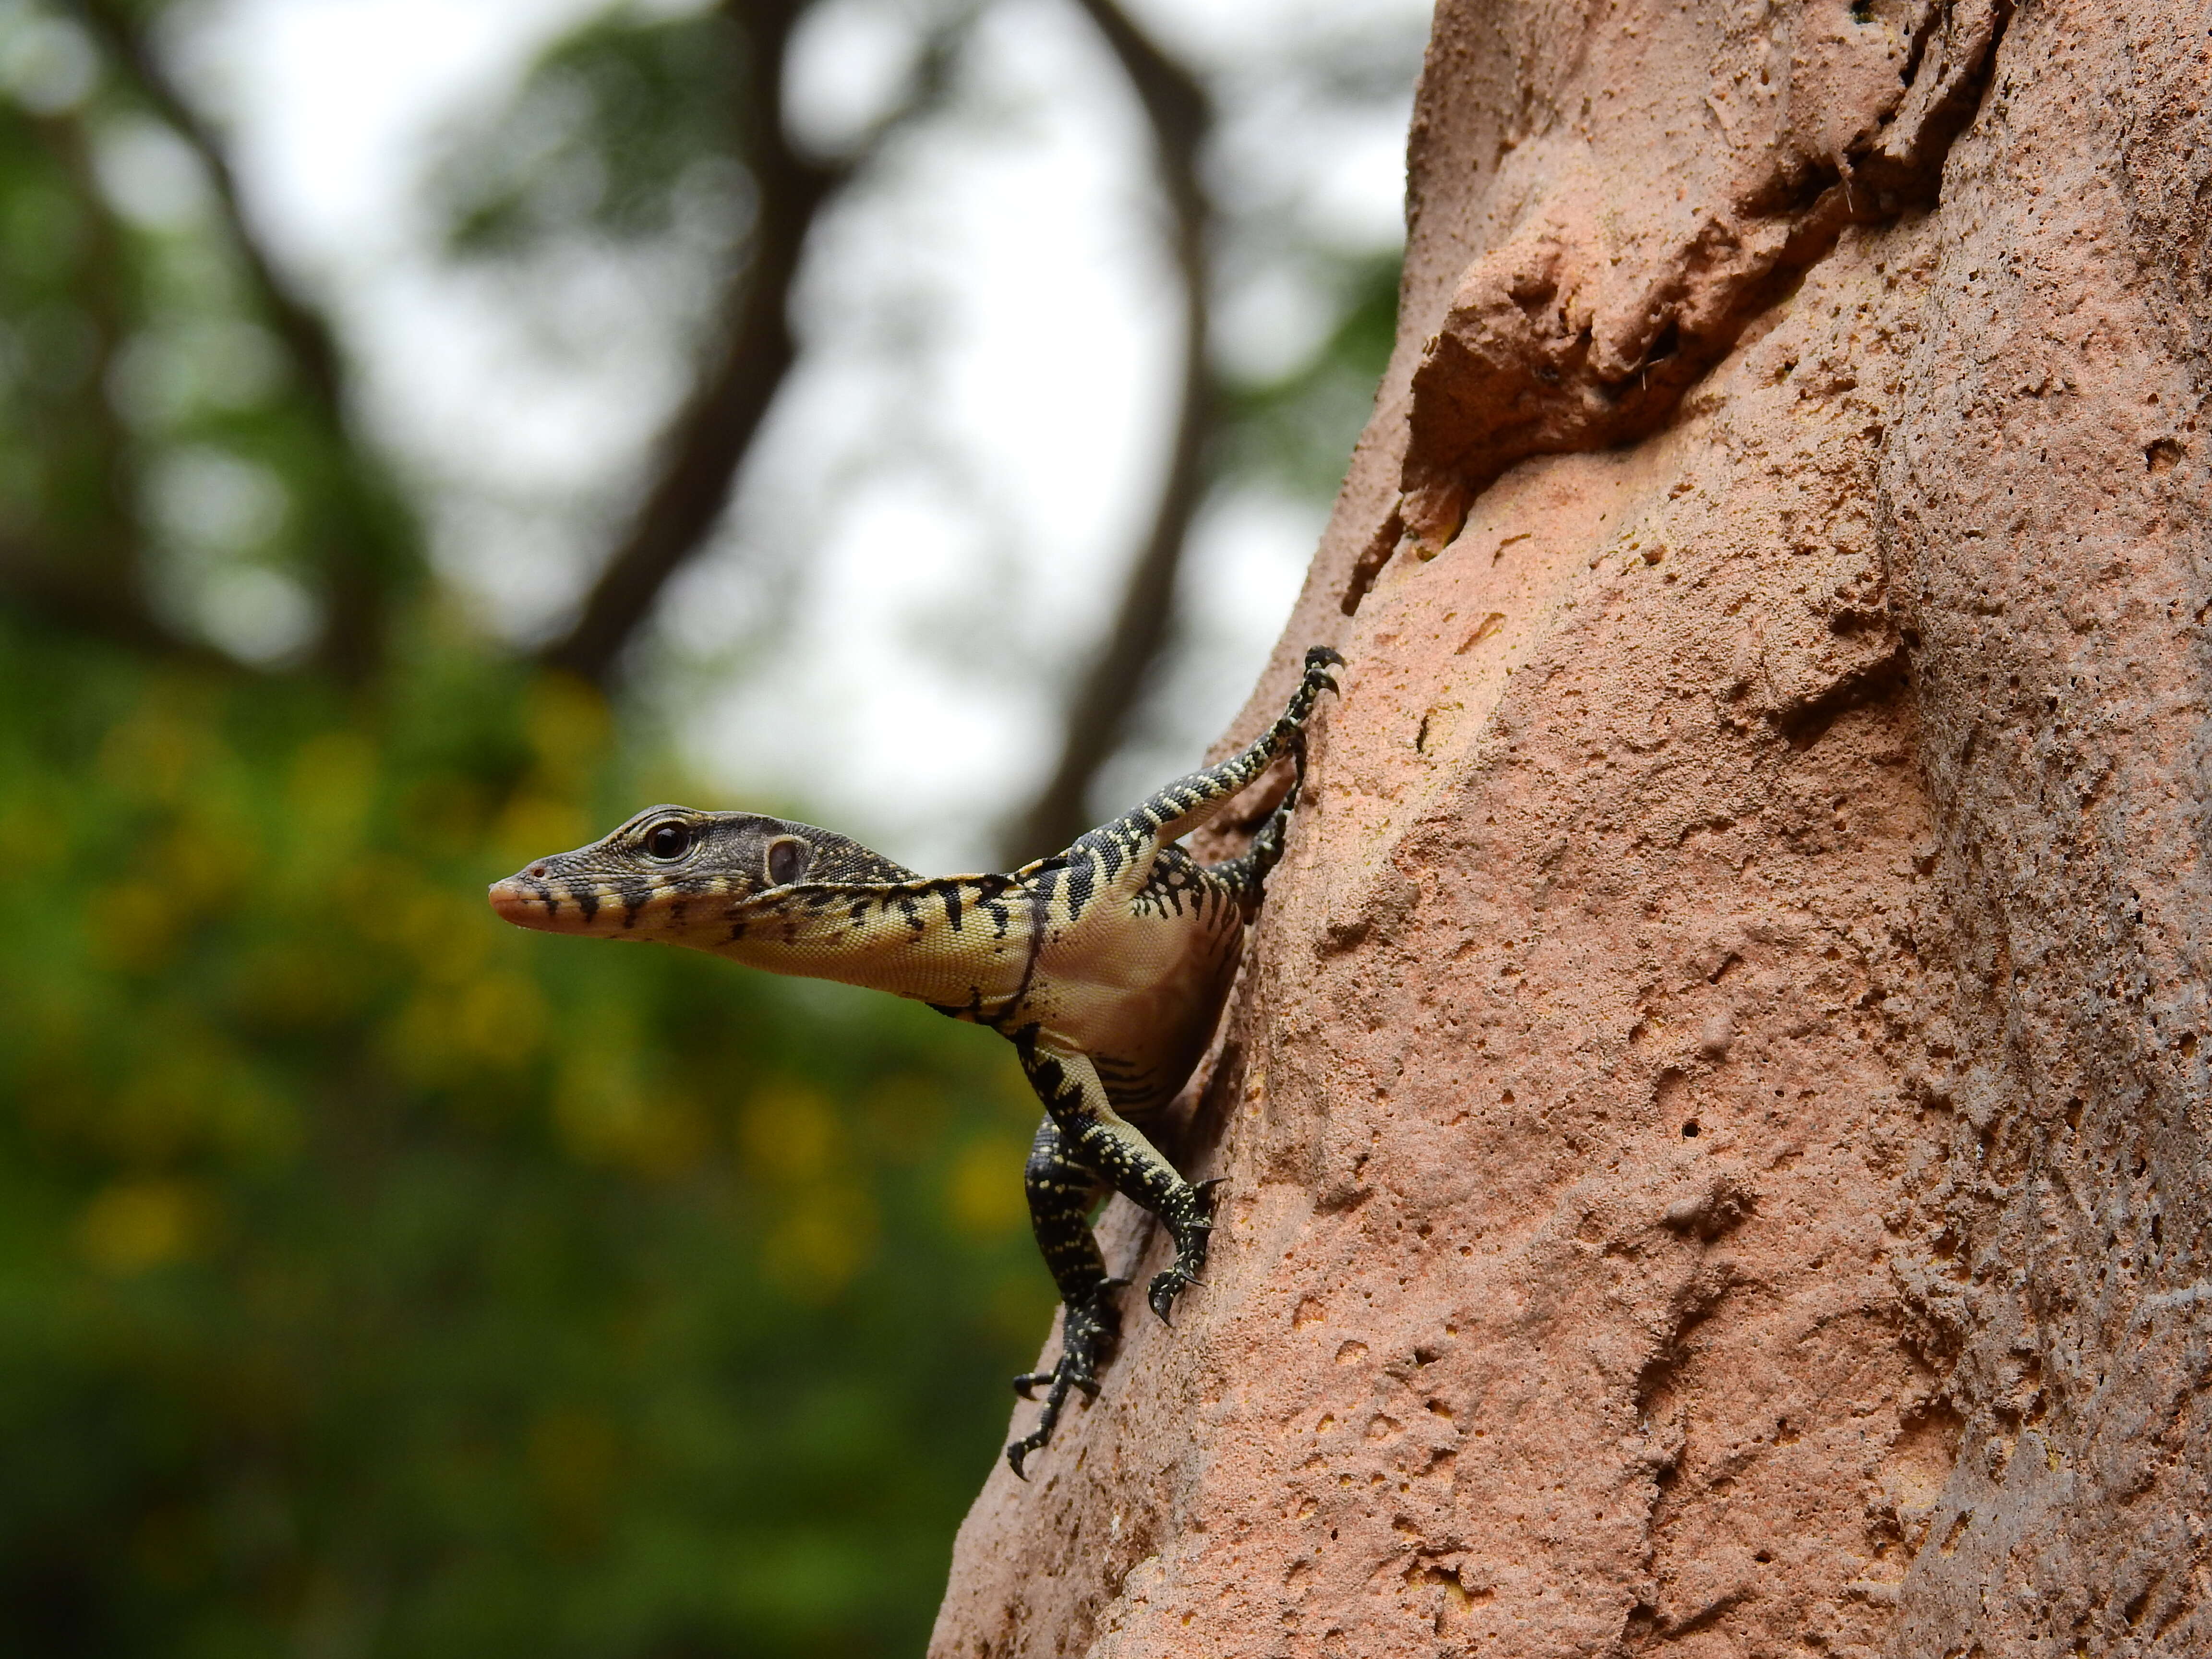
{"left": 490, "top": 646, "right": 1342, "bottom": 1476}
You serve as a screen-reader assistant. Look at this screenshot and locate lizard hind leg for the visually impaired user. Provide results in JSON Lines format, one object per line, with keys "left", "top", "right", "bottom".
{"left": 1015, "top": 1034, "right": 1216, "bottom": 1331}
{"left": 1006, "top": 1116, "right": 1121, "bottom": 1480}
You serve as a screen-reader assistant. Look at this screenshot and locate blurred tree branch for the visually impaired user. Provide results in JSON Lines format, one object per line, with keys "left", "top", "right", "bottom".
{"left": 481, "top": 0, "right": 1225, "bottom": 852}
{"left": 70, "top": 1, "right": 342, "bottom": 415}
{"left": 69, "top": 0, "right": 421, "bottom": 683}
{"left": 0, "top": 524, "right": 200, "bottom": 664}
{"left": 998, "top": 0, "right": 1214, "bottom": 865}
{"left": 541, "top": 1, "right": 970, "bottom": 687}
{"left": 0, "top": 107, "right": 157, "bottom": 646}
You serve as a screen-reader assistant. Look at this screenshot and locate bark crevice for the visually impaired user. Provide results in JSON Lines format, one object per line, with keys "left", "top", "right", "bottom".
{"left": 1348, "top": 0, "right": 2012, "bottom": 617}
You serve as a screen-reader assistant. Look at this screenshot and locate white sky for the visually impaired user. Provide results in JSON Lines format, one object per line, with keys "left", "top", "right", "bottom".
{"left": 178, "top": 0, "right": 1423, "bottom": 870}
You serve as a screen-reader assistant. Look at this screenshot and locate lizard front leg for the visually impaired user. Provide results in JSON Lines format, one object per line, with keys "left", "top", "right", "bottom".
{"left": 1013, "top": 1034, "right": 1218, "bottom": 1327}
{"left": 1204, "top": 724, "right": 1309, "bottom": 909}
{"left": 1070, "top": 645, "right": 1343, "bottom": 890}
{"left": 1004, "top": 1116, "right": 1120, "bottom": 1480}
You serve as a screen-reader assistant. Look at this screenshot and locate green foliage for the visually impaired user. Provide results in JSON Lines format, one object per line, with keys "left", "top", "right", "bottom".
{"left": 0, "top": 5, "right": 416, "bottom": 672}
{"left": 434, "top": 7, "right": 751, "bottom": 260}
{"left": 0, "top": 624, "right": 1053, "bottom": 1656}
{"left": 0, "top": 2, "right": 1407, "bottom": 1651}
{"left": 1218, "top": 252, "right": 1403, "bottom": 502}
{"left": 0, "top": 10, "right": 1060, "bottom": 1651}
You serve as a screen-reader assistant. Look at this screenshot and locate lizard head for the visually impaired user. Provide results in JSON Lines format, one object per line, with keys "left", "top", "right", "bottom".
{"left": 488, "top": 804, "right": 920, "bottom": 947}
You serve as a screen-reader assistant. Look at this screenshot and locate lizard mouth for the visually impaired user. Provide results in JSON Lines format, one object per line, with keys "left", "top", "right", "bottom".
{"left": 489, "top": 861, "right": 700, "bottom": 936}
{"left": 486, "top": 864, "right": 631, "bottom": 933}
{"left": 487, "top": 874, "right": 577, "bottom": 931}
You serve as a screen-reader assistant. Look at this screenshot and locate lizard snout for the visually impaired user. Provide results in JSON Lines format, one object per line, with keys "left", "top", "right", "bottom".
{"left": 487, "top": 876, "right": 566, "bottom": 930}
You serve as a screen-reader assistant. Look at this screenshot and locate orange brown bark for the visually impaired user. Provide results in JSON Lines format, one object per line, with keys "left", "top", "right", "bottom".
{"left": 933, "top": 2, "right": 2212, "bottom": 1652}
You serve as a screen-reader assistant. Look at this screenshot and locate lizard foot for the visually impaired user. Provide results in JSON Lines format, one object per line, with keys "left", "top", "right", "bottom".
{"left": 1147, "top": 1178, "right": 1226, "bottom": 1324}
{"left": 1006, "top": 1283, "right": 1124, "bottom": 1480}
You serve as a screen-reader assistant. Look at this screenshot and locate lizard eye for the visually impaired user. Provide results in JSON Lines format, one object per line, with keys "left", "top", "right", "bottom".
{"left": 764, "top": 837, "right": 810, "bottom": 886}
{"left": 642, "top": 820, "right": 694, "bottom": 861}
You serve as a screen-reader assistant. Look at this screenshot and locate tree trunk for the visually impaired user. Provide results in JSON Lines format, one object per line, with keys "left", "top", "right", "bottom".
{"left": 933, "top": 0, "right": 2212, "bottom": 1653}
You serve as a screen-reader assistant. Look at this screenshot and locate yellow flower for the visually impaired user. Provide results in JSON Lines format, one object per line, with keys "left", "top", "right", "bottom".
{"left": 944, "top": 1137, "right": 1027, "bottom": 1239}
{"left": 78, "top": 1178, "right": 216, "bottom": 1274}
{"left": 738, "top": 1083, "right": 837, "bottom": 1183}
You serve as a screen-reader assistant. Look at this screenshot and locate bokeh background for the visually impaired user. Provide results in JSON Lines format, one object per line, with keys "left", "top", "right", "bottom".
{"left": 0, "top": 0, "right": 1419, "bottom": 1652}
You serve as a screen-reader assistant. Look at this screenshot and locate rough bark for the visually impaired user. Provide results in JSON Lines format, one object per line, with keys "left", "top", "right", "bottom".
{"left": 933, "top": 1, "right": 2212, "bottom": 1655}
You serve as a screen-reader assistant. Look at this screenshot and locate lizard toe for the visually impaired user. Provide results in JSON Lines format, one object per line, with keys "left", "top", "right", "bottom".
{"left": 1148, "top": 1267, "right": 1205, "bottom": 1323}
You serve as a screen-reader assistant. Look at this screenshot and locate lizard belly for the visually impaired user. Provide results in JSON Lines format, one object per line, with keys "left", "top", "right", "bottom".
{"left": 1028, "top": 901, "right": 1245, "bottom": 1110}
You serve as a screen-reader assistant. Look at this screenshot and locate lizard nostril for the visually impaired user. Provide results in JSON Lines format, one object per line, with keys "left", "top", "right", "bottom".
{"left": 527, "top": 862, "right": 549, "bottom": 879}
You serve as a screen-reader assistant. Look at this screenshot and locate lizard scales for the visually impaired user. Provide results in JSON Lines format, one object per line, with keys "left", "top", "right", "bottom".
{"left": 490, "top": 646, "right": 1342, "bottom": 1476}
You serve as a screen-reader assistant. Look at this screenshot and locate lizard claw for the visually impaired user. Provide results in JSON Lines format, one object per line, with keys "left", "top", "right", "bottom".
{"left": 1304, "top": 645, "right": 1346, "bottom": 695}
{"left": 1192, "top": 1178, "right": 1229, "bottom": 1220}
{"left": 1144, "top": 1179, "right": 1223, "bottom": 1322}
{"left": 1148, "top": 1267, "right": 1207, "bottom": 1323}
{"left": 1001, "top": 1286, "right": 1120, "bottom": 1478}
